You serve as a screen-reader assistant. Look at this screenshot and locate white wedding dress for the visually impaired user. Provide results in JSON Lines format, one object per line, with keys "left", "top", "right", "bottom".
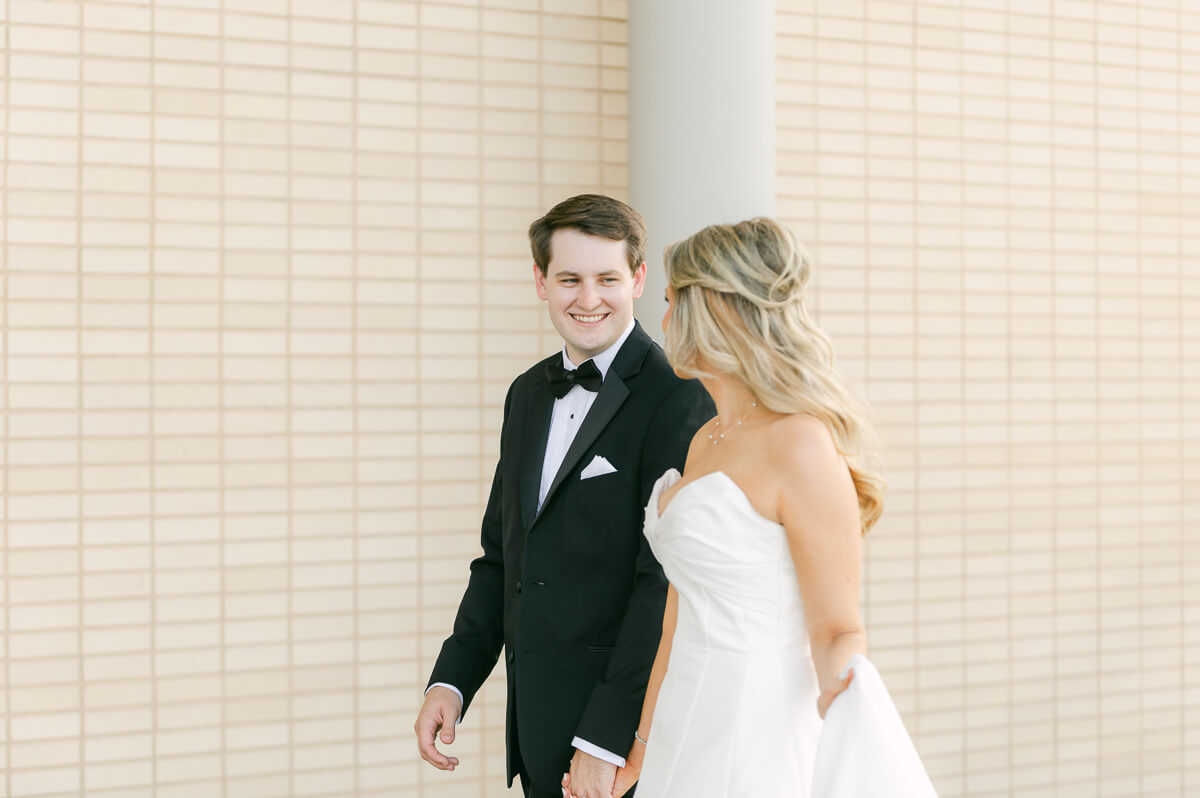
{"left": 638, "top": 468, "right": 937, "bottom": 797}
{"left": 638, "top": 467, "right": 821, "bottom": 795}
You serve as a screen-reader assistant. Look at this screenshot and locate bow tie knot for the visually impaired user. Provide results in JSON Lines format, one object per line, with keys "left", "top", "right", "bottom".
{"left": 545, "top": 359, "right": 603, "bottom": 398}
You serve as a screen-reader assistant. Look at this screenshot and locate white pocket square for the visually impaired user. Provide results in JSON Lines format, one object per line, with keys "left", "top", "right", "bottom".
{"left": 580, "top": 455, "right": 618, "bottom": 479}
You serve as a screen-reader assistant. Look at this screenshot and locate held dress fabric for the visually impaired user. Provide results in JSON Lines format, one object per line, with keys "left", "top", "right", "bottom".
{"left": 813, "top": 654, "right": 939, "bottom": 798}
{"left": 639, "top": 469, "right": 938, "bottom": 798}
{"left": 638, "top": 468, "right": 822, "bottom": 796}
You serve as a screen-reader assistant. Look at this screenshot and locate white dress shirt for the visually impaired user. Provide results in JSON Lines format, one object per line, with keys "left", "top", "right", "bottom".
{"left": 430, "top": 320, "right": 636, "bottom": 768}
{"left": 538, "top": 320, "right": 634, "bottom": 511}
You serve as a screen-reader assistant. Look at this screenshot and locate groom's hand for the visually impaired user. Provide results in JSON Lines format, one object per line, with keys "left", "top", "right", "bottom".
{"left": 566, "top": 749, "right": 617, "bottom": 798}
{"left": 414, "top": 686, "right": 462, "bottom": 771}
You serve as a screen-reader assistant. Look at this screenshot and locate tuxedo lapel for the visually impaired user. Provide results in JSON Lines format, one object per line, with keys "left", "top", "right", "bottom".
{"left": 521, "top": 375, "right": 555, "bottom": 532}
{"left": 531, "top": 372, "right": 630, "bottom": 529}
{"left": 529, "top": 323, "right": 652, "bottom": 530}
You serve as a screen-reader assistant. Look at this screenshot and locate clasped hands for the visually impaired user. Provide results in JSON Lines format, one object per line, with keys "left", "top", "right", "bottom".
{"left": 561, "top": 746, "right": 642, "bottom": 798}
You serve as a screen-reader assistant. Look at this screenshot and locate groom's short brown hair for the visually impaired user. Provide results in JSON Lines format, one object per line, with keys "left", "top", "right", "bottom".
{"left": 528, "top": 194, "right": 647, "bottom": 276}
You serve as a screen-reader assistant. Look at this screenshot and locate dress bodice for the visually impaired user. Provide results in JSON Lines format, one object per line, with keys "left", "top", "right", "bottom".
{"left": 644, "top": 467, "right": 809, "bottom": 651}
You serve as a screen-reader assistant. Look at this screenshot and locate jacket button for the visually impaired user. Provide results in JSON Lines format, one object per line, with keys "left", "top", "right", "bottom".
{"left": 515, "top": 580, "right": 523, "bottom": 594}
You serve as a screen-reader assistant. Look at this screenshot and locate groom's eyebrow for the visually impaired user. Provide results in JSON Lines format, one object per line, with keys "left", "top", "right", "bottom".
{"left": 557, "top": 269, "right": 620, "bottom": 278}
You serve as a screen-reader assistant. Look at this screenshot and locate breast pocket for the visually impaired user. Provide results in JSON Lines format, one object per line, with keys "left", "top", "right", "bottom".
{"left": 571, "top": 473, "right": 632, "bottom": 560}
{"left": 576, "top": 470, "right": 628, "bottom": 495}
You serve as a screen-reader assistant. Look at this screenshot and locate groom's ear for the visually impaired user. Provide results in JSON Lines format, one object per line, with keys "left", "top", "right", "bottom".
{"left": 533, "top": 263, "right": 549, "bottom": 300}
{"left": 631, "top": 261, "right": 647, "bottom": 299}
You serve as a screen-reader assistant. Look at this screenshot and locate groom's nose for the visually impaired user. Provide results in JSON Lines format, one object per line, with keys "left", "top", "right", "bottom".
{"left": 576, "top": 281, "right": 601, "bottom": 310}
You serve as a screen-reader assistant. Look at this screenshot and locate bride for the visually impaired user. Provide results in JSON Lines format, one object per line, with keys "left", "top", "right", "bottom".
{"left": 567, "top": 217, "right": 896, "bottom": 797}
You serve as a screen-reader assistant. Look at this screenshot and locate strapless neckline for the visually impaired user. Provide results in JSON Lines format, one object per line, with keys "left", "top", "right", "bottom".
{"left": 651, "top": 467, "right": 780, "bottom": 528}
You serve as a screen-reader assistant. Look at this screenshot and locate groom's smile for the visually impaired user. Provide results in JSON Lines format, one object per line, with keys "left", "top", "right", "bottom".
{"left": 534, "top": 228, "right": 646, "bottom": 364}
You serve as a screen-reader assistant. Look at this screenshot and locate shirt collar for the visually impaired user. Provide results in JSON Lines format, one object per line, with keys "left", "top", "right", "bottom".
{"left": 561, "top": 319, "right": 636, "bottom": 378}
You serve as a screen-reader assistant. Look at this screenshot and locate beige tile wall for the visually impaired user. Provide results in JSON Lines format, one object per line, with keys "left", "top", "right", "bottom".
{"left": 2, "top": 1, "right": 1196, "bottom": 797}
{"left": 3, "top": 0, "right": 624, "bottom": 796}
{"left": 777, "top": 2, "right": 1198, "bottom": 797}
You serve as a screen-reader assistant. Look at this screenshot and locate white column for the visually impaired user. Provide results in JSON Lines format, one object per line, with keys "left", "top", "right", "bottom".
{"left": 629, "top": 0, "right": 776, "bottom": 337}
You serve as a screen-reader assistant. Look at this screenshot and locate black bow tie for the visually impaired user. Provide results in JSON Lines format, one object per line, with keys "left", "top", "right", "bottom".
{"left": 545, "top": 358, "right": 603, "bottom": 398}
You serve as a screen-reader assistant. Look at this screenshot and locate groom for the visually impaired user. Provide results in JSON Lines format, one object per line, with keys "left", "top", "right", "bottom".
{"left": 414, "top": 194, "right": 713, "bottom": 798}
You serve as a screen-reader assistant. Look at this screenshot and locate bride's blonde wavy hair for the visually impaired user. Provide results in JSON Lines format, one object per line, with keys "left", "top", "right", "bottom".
{"left": 663, "top": 218, "right": 885, "bottom": 534}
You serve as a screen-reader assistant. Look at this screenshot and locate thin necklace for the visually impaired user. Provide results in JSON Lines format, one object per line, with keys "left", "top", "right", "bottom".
{"left": 708, "top": 401, "right": 758, "bottom": 445}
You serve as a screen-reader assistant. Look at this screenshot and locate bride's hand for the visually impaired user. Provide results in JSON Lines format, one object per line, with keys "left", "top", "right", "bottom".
{"left": 561, "top": 766, "right": 639, "bottom": 798}
{"left": 610, "top": 764, "right": 639, "bottom": 798}
{"left": 817, "top": 667, "right": 854, "bottom": 718}
{"left": 561, "top": 736, "right": 645, "bottom": 797}
{"left": 610, "top": 742, "right": 644, "bottom": 798}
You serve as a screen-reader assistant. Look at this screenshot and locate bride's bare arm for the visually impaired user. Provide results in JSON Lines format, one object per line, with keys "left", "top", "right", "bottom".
{"left": 606, "top": 584, "right": 677, "bottom": 796}
{"left": 774, "top": 415, "right": 867, "bottom": 717}
{"left": 638, "top": 584, "right": 677, "bottom": 741}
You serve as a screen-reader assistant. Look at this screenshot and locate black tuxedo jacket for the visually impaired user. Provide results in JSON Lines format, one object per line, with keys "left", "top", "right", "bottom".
{"left": 428, "top": 322, "right": 714, "bottom": 790}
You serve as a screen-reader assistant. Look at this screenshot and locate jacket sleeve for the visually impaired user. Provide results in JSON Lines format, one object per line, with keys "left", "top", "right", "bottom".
{"left": 571, "top": 378, "right": 715, "bottom": 753}
{"left": 425, "top": 382, "right": 514, "bottom": 719}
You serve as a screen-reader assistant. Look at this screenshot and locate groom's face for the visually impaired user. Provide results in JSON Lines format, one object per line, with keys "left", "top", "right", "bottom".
{"left": 534, "top": 228, "right": 646, "bottom": 364}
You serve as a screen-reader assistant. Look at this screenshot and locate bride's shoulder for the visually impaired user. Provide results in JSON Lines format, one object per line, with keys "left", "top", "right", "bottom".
{"left": 768, "top": 413, "right": 835, "bottom": 448}
{"left": 764, "top": 414, "right": 842, "bottom": 475}
{"left": 766, "top": 414, "right": 858, "bottom": 525}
